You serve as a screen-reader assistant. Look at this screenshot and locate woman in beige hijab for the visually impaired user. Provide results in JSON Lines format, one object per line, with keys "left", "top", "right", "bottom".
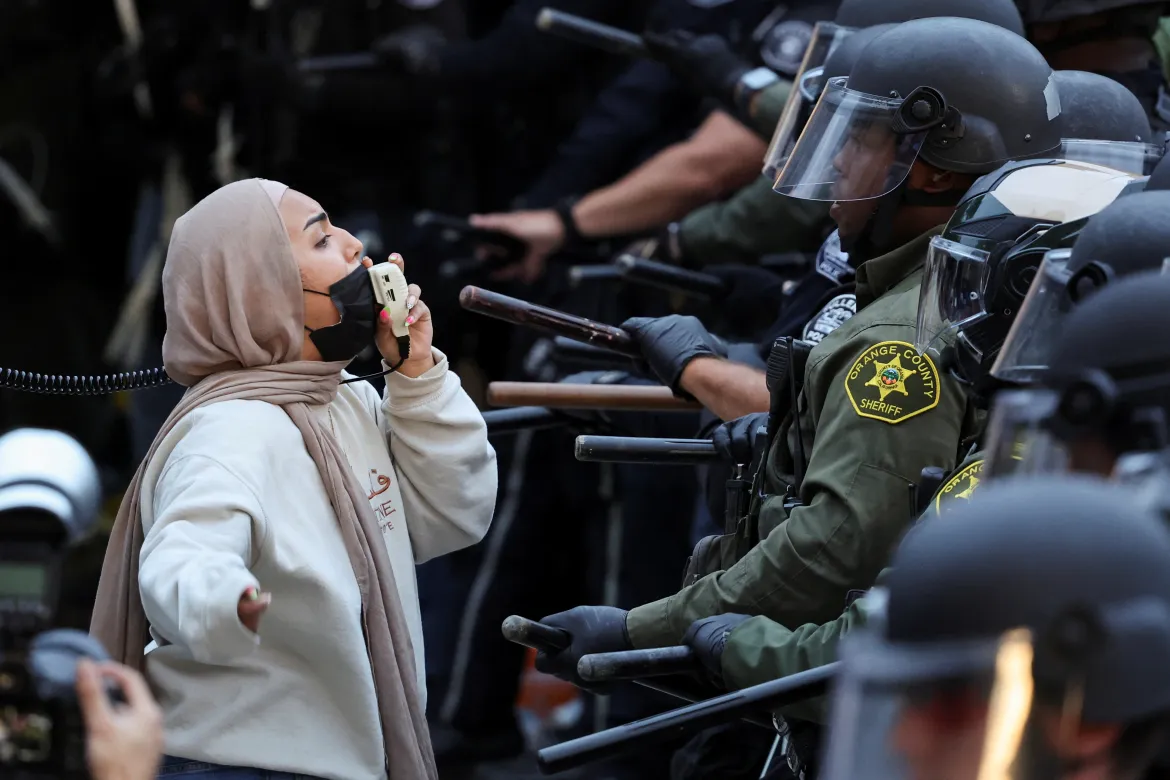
{"left": 91, "top": 179, "right": 497, "bottom": 780}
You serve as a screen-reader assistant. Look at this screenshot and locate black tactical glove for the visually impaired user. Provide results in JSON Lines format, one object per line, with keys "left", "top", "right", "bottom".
{"left": 372, "top": 24, "right": 446, "bottom": 76}
{"left": 621, "top": 315, "right": 728, "bottom": 396}
{"left": 712, "top": 412, "right": 769, "bottom": 467}
{"left": 642, "top": 29, "right": 750, "bottom": 105}
{"left": 534, "top": 606, "right": 632, "bottom": 690}
{"left": 683, "top": 613, "right": 752, "bottom": 687}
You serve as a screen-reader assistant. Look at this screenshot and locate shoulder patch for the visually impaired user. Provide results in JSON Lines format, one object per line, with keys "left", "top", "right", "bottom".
{"left": 802, "top": 293, "right": 855, "bottom": 345}
{"left": 933, "top": 460, "right": 984, "bottom": 514}
{"left": 814, "top": 231, "right": 851, "bottom": 284}
{"left": 844, "top": 341, "right": 941, "bottom": 424}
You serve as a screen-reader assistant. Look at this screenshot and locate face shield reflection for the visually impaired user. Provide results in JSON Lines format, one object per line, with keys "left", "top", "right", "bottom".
{"left": 823, "top": 628, "right": 1087, "bottom": 780}
{"left": 1060, "top": 139, "right": 1163, "bottom": 175}
{"left": 773, "top": 77, "right": 928, "bottom": 202}
{"left": 915, "top": 238, "right": 993, "bottom": 358}
{"left": 984, "top": 390, "right": 1065, "bottom": 479}
{"left": 991, "top": 250, "right": 1076, "bottom": 384}
{"left": 762, "top": 23, "right": 855, "bottom": 180}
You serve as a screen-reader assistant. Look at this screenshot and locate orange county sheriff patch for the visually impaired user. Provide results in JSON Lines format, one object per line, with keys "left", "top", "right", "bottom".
{"left": 934, "top": 460, "right": 984, "bottom": 514}
{"left": 844, "top": 341, "right": 941, "bottom": 424}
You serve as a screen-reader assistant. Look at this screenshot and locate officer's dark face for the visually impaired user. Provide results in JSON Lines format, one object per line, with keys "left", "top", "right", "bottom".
{"left": 830, "top": 123, "right": 897, "bottom": 240}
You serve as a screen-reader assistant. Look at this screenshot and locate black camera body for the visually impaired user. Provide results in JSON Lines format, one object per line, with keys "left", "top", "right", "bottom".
{"left": 0, "top": 429, "right": 106, "bottom": 779}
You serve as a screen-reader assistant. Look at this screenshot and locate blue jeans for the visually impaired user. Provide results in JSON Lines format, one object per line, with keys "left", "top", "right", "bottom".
{"left": 157, "top": 755, "right": 325, "bottom": 779}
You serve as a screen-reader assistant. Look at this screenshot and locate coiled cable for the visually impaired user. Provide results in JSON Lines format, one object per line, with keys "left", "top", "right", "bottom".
{"left": 0, "top": 366, "right": 174, "bottom": 395}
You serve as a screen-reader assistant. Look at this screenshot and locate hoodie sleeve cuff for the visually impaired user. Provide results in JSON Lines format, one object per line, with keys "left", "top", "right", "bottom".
{"left": 383, "top": 348, "right": 451, "bottom": 409}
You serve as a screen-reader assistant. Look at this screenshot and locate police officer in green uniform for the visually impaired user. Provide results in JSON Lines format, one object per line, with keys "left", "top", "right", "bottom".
{"left": 821, "top": 477, "right": 1170, "bottom": 780}
{"left": 680, "top": 157, "right": 1143, "bottom": 718}
{"left": 658, "top": 0, "right": 1028, "bottom": 268}
{"left": 531, "top": 17, "right": 1064, "bottom": 680}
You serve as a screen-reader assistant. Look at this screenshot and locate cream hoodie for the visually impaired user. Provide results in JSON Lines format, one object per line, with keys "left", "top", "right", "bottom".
{"left": 137, "top": 350, "right": 496, "bottom": 780}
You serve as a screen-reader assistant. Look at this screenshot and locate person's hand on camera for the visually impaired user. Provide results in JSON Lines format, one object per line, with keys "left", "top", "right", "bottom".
{"left": 237, "top": 585, "right": 271, "bottom": 633}
{"left": 76, "top": 659, "right": 164, "bottom": 780}
{"left": 642, "top": 29, "right": 749, "bottom": 103}
{"left": 364, "top": 254, "right": 436, "bottom": 378}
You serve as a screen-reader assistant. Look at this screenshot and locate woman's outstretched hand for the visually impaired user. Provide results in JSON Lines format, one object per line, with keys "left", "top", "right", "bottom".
{"left": 237, "top": 586, "right": 271, "bottom": 633}
{"left": 368, "top": 253, "right": 436, "bottom": 378}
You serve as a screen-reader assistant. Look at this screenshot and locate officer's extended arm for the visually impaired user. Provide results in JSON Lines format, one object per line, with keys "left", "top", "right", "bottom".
{"left": 626, "top": 328, "right": 967, "bottom": 647}
{"left": 678, "top": 357, "right": 770, "bottom": 420}
{"left": 571, "top": 110, "right": 767, "bottom": 239}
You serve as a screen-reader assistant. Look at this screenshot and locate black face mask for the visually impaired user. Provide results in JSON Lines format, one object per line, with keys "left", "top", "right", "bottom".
{"left": 303, "top": 265, "right": 378, "bottom": 363}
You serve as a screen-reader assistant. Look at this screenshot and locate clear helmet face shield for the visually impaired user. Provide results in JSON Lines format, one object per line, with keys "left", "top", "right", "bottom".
{"left": 821, "top": 627, "right": 1096, "bottom": 780}
{"left": 1059, "top": 139, "right": 1164, "bottom": 176}
{"left": 914, "top": 237, "right": 993, "bottom": 359}
{"left": 762, "top": 22, "right": 855, "bottom": 180}
{"left": 983, "top": 389, "right": 1068, "bottom": 479}
{"left": 991, "top": 249, "right": 1076, "bottom": 385}
{"left": 773, "top": 77, "right": 929, "bottom": 204}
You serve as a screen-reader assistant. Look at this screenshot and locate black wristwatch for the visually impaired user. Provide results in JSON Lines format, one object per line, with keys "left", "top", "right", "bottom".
{"left": 553, "top": 196, "right": 585, "bottom": 248}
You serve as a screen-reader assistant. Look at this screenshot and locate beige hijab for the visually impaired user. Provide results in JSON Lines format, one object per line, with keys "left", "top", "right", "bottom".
{"left": 90, "top": 178, "right": 438, "bottom": 780}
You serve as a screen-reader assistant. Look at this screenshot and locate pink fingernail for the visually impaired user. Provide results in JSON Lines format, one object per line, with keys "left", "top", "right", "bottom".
{"left": 379, "top": 310, "right": 390, "bottom": 322}
{"left": 405, "top": 315, "right": 415, "bottom": 325}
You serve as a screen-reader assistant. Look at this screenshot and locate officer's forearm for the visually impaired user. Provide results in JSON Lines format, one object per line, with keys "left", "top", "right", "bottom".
{"left": 572, "top": 111, "right": 766, "bottom": 239}
{"left": 678, "top": 357, "right": 770, "bottom": 420}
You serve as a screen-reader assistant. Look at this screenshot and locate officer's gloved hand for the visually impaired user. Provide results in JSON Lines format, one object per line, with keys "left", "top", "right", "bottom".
{"left": 683, "top": 614, "right": 752, "bottom": 687}
{"left": 642, "top": 29, "right": 749, "bottom": 104}
{"left": 622, "top": 316, "right": 728, "bottom": 397}
{"left": 372, "top": 24, "right": 446, "bottom": 76}
{"left": 535, "top": 606, "right": 632, "bottom": 690}
{"left": 712, "top": 412, "right": 769, "bottom": 467}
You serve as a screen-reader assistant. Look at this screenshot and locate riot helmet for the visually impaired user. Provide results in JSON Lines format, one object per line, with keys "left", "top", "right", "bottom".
{"left": 1052, "top": 70, "right": 1162, "bottom": 174}
{"left": 822, "top": 477, "right": 1170, "bottom": 780}
{"left": 914, "top": 160, "right": 1138, "bottom": 386}
{"left": 836, "top": 0, "right": 1026, "bottom": 34}
{"left": 992, "top": 190, "right": 1170, "bottom": 384}
{"left": 1145, "top": 152, "right": 1170, "bottom": 191}
{"left": 775, "top": 18, "right": 1062, "bottom": 259}
{"left": 987, "top": 273, "right": 1170, "bottom": 478}
{"left": 763, "top": 0, "right": 1027, "bottom": 179}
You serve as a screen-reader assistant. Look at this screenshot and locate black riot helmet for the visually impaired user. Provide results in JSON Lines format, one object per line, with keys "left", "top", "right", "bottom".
{"left": 761, "top": 0, "right": 1028, "bottom": 179}
{"left": 991, "top": 190, "right": 1170, "bottom": 385}
{"left": 1053, "top": 70, "right": 1162, "bottom": 174}
{"left": 837, "top": 0, "right": 1025, "bottom": 34}
{"left": 821, "top": 477, "right": 1170, "bottom": 780}
{"left": 988, "top": 274, "right": 1170, "bottom": 479}
{"left": 1146, "top": 152, "right": 1170, "bottom": 191}
{"left": 913, "top": 159, "right": 1140, "bottom": 390}
{"left": 775, "top": 18, "right": 1062, "bottom": 260}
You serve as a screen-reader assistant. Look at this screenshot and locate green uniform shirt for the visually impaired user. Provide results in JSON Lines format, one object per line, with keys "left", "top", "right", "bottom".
{"left": 679, "top": 80, "right": 830, "bottom": 266}
{"left": 626, "top": 227, "right": 979, "bottom": 648}
{"left": 717, "top": 448, "right": 991, "bottom": 722}
{"left": 679, "top": 177, "right": 831, "bottom": 266}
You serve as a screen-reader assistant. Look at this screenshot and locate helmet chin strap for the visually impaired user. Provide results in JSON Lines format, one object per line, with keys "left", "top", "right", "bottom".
{"left": 839, "top": 179, "right": 963, "bottom": 262}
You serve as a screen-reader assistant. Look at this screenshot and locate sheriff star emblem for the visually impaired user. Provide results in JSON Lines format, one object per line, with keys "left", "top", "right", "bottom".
{"left": 934, "top": 460, "right": 985, "bottom": 514}
{"left": 845, "top": 341, "right": 941, "bottom": 424}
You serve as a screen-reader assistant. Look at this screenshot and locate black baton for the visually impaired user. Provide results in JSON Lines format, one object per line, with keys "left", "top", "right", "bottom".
{"left": 535, "top": 8, "right": 650, "bottom": 58}
{"left": 578, "top": 646, "right": 699, "bottom": 682}
{"left": 575, "top": 436, "right": 719, "bottom": 464}
{"left": 483, "top": 407, "right": 567, "bottom": 436}
{"left": 615, "top": 255, "right": 728, "bottom": 300}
